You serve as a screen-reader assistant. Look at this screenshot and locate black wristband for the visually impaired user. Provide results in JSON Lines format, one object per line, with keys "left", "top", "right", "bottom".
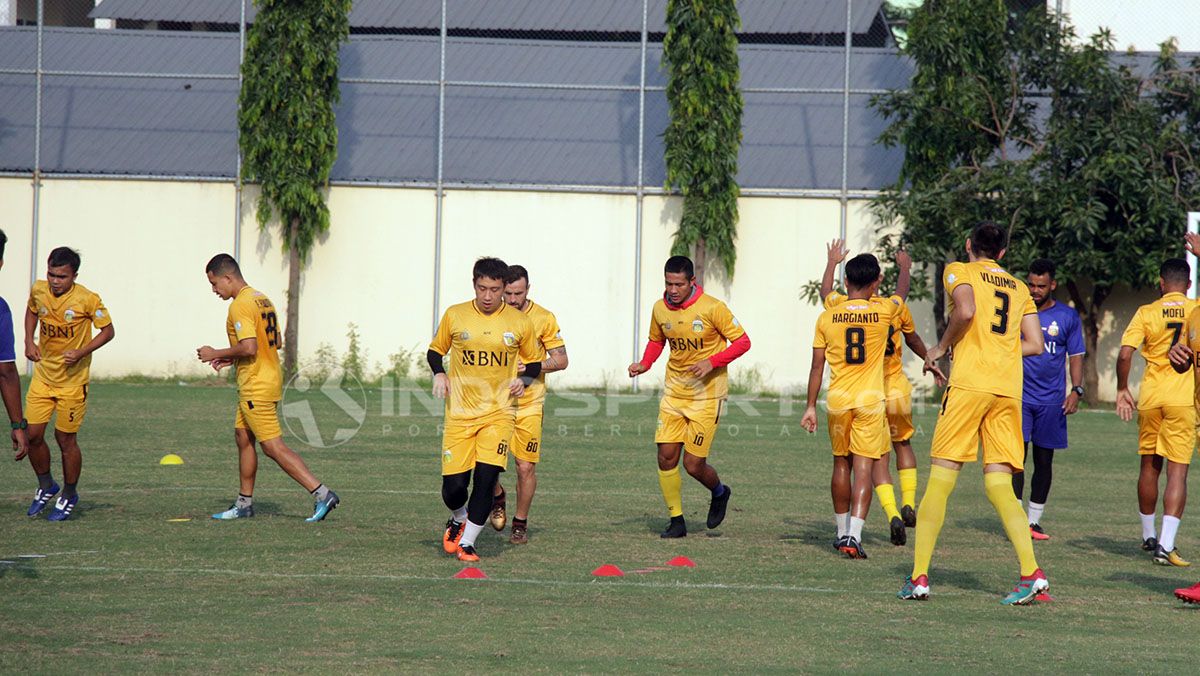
{"left": 522, "top": 361, "right": 542, "bottom": 382}
{"left": 427, "top": 349, "right": 446, "bottom": 375}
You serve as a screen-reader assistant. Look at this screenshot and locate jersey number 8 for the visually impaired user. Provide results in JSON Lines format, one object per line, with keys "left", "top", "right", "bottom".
{"left": 845, "top": 327, "right": 866, "bottom": 365}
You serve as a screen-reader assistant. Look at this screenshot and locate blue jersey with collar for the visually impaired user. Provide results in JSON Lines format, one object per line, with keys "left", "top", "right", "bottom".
{"left": 1022, "top": 300, "right": 1084, "bottom": 406}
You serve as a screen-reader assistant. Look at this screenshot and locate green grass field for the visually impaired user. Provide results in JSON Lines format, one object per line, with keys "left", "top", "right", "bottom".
{"left": 1, "top": 381, "right": 1197, "bottom": 672}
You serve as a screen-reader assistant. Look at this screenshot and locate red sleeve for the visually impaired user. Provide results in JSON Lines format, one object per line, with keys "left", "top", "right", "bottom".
{"left": 708, "top": 333, "right": 751, "bottom": 369}
{"left": 639, "top": 339, "right": 666, "bottom": 369}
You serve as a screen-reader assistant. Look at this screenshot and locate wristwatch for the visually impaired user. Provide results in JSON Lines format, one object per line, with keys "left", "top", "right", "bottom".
{"left": 1071, "top": 386, "right": 1085, "bottom": 397}
{"left": 10, "top": 418, "right": 27, "bottom": 430}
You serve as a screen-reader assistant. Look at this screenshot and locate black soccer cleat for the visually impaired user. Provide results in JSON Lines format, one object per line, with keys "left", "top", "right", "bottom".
{"left": 660, "top": 515, "right": 687, "bottom": 539}
{"left": 901, "top": 504, "right": 917, "bottom": 528}
{"left": 839, "top": 536, "right": 868, "bottom": 560}
{"left": 1142, "top": 537, "right": 1159, "bottom": 552}
{"left": 890, "top": 516, "right": 907, "bottom": 546}
{"left": 706, "top": 485, "right": 731, "bottom": 529}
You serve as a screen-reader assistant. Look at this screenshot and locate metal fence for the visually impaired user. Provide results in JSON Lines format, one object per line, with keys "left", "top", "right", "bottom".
{"left": 0, "top": 0, "right": 903, "bottom": 370}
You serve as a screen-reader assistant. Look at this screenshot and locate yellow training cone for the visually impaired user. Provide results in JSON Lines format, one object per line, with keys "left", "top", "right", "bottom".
{"left": 159, "top": 454, "right": 184, "bottom": 466}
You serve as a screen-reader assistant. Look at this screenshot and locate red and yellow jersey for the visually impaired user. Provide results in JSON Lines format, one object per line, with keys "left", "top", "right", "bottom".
{"left": 227, "top": 286, "right": 282, "bottom": 402}
{"left": 516, "top": 300, "right": 565, "bottom": 409}
{"left": 814, "top": 295, "right": 900, "bottom": 411}
{"left": 28, "top": 280, "right": 111, "bottom": 388}
{"left": 943, "top": 260, "right": 1037, "bottom": 399}
{"left": 648, "top": 292, "right": 745, "bottom": 400}
{"left": 825, "top": 291, "right": 916, "bottom": 399}
{"left": 1125, "top": 292, "right": 1196, "bottom": 410}
{"left": 430, "top": 300, "right": 541, "bottom": 421}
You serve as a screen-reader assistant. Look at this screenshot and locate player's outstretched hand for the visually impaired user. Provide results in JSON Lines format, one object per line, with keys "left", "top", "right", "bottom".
{"left": 1168, "top": 342, "right": 1193, "bottom": 372}
{"left": 508, "top": 378, "right": 526, "bottom": 398}
{"left": 1185, "top": 231, "right": 1200, "bottom": 256}
{"left": 12, "top": 428, "right": 27, "bottom": 461}
{"left": 896, "top": 248, "right": 912, "bottom": 271}
{"left": 923, "top": 343, "right": 947, "bottom": 378}
{"left": 800, "top": 406, "right": 818, "bottom": 433}
{"left": 827, "top": 238, "right": 849, "bottom": 265}
{"left": 628, "top": 362, "right": 648, "bottom": 378}
{"left": 687, "top": 360, "right": 714, "bottom": 379}
{"left": 24, "top": 341, "right": 40, "bottom": 363}
{"left": 432, "top": 373, "right": 450, "bottom": 399}
{"left": 1115, "top": 388, "right": 1136, "bottom": 422}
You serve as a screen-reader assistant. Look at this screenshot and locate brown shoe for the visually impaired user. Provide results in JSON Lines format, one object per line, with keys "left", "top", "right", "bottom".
{"left": 489, "top": 490, "right": 507, "bottom": 531}
{"left": 510, "top": 522, "right": 528, "bottom": 545}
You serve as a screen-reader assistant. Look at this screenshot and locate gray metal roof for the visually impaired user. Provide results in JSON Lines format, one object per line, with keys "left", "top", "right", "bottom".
{"left": 0, "top": 27, "right": 909, "bottom": 189}
{"left": 90, "top": 0, "right": 885, "bottom": 34}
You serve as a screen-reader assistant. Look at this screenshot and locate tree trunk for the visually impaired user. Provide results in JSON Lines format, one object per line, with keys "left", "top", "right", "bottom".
{"left": 1066, "top": 280, "right": 1107, "bottom": 406}
{"left": 693, "top": 238, "right": 708, "bottom": 286}
{"left": 284, "top": 216, "right": 301, "bottom": 379}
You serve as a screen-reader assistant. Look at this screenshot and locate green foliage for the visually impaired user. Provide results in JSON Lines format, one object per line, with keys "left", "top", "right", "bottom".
{"left": 301, "top": 341, "right": 338, "bottom": 383}
{"left": 341, "top": 322, "right": 367, "bottom": 383}
{"left": 663, "top": 0, "right": 744, "bottom": 279}
{"left": 383, "top": 344, "right": 422, "bottom": 383}
{"left": 238, "top": 0, "right": 351, "bottom": 260}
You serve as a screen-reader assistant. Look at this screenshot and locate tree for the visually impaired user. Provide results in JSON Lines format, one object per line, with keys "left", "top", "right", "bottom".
{"left": 663, "top": 0, "right": 744, "bottom": 282}
{"left": 238, "top": 0, "right": 351, "bottom": 377}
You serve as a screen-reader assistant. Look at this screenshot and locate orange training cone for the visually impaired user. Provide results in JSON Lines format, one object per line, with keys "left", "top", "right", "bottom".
{"left": 454, "top": 567, "right": 487, "bottom": 579}
{"left": 592, "top": 564, "right": 624, "bottom": 577}
{"left": 667, "top": 556, "right": 696, "bottom": 567}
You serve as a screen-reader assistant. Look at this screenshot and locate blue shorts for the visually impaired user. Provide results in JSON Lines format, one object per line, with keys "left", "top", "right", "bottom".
{"left": 1022, "top": 402, "right": 1067, "bottom": 449}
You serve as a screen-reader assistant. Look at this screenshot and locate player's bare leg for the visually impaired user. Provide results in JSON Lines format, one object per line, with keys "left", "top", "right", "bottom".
{"left": 657, "top": 442, "right": 687, "bottom": 537}
{"left": 873, "top": 452, "right": 905, "bottom": 546}
{"left": 23, "top": 422, "right": 59, "bottom": 517}
{"left": 1154, "top": 460, "right": 1190, "bottom": 566}
{"left": 258, "top": 437, "right": 339, "bottom": 522}
{"left": 831, "top": 455, "right": 851, "bottom": 548}
{"left": 840, "top": 451, "right": 874, "bottom": 558}
{"left": 1139, "top": 454, "right": 1164, "bottom": 550}
{"left": 214, "top": 428, "right": 259, "bottom": 520}
{"left": 683, "top": 451, "right": 732, "bottom": 529}
{"left": 893, "top": 439, "right": 919, "bottom": 526}
{"left": 44, "top": 429, "right": 83, "bottom": 521}
{"left": 510, "top": 459, "right": 536, "bottom": 543}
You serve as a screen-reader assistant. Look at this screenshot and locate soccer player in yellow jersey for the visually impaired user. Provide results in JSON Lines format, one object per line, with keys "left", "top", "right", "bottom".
{"left": 488, "top": 265, "right": 569, "bottom": 544}
{"left": 197, "top": 254, "right": 339, "bottom": 523}
{"left": 1118, "top": 257, "right": 1195, "bottom": 566}
{"left": 628, "top": 256, "right": 750, "bottom": 538}
{"left": 819, "top": 240, "right": 932, "bottom": 545}
{"left": 22, "top": 247, "right": 114, "bottom": 521}
{"left": 429, "top": 257, "right": 542, "bottom": 562}
{"left": 898, "top": 221, "right": 1049, "bottom": 605}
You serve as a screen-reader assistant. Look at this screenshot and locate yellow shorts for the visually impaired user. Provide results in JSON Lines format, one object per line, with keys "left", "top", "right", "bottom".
{"left": 655, "top": 396, "right": 724, "bottom": 458}
{"left": 441, "top": 408, "right": 514, "bottom": 475}
{"left": 235, "top": 400, "right": 282, "bottom": 442}
{"left": 25, "top": 379, "right": 88, "bottom": 433}
{"left": 930, "top": 387, "right": 1023, "bottom": 468}
{"left": 512, "top": 406, "right": 544, "bottom": 464}
{"left": 886, "top": 395, "right": 914, "bottom": 443}
{"left": 827, "top": 402, "right": 890, "bottom": 459}
{"left": 1138, "top": 406, "right": 1196, "bottom": 465}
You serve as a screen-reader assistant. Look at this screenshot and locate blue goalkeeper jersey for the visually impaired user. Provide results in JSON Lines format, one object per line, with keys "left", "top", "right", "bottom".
{"left": 1022, "top": 301, "right": 1084, "bottom": 406}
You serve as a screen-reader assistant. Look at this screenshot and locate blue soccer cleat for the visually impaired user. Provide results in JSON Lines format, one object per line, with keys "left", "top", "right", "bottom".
{"left": 1001, "top": 568, "right": 1049, "bottom": 605}
{"left": 212, "top": 504, "right": 255, "bottom": 520}
{"left": 27, "top": 482, "right": 60, "bottom": 517}
{"left": 46, "top": 494, "right": 78, "bottom": 522}
{"left": 305, "top": 490, "right": 339, "bottom": 522}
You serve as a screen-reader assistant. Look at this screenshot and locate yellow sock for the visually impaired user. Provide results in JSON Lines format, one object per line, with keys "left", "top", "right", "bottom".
{"left": 985, "top": 472, "right": 1039, "bottom": 576}
{"left": 657, "top": 467, "right": 683, "bottom": 517}
{"left": 899, "top": 468, "right": 918, "bottom": 508}
{"left": 875, "top": 483, "right": 901, "bottom": 522}
{"left": 912, "top": 464, "right": 959, "bottom": 579}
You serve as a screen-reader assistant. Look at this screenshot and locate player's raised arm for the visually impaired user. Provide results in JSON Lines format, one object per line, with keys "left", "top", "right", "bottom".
{"left": 895, "top": 249, "right": 912, "bottom": 301}
{"left": 800, "top": 347, "right": 826, "bottom": 433}
{"left": 820, "top": 239, "right": 849, "bottom": 300}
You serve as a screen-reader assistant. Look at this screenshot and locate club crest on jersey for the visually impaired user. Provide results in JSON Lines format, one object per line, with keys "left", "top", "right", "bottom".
{"left": 947, "top": 273, "right": 957, "bottom": 285}
{"left": 1047, "top": 320, "right": 1059, "bottom": 337}
{"left": 64, "top": 309, "right": 75, "bottom": 321}
{"left": 692, "top": 319, "right": 704, "bottom": 333}
{"left": 459, "top": 330, "right": 471, "bottom": 341}
{"left": 95, "top": 309, "right": 104, "bottom": 319}
{"left": 234, "top": 321, "right": 243, "bottom": 331}
{"left": 503, "top": 331, "right": 516, "bottom": 347}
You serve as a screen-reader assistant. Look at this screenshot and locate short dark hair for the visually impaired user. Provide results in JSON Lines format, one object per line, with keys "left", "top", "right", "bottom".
{"left": 970, "top": 221, "right": 1008, "bottom": 260}
{"left": 473, "top": 256, "right": 508, "bottom": 282}
{"left": 664, "top": 255, "right": 694, "bottom": 279}
{"left": 505, "top": 264, "right": 529, "bottom": 286}
{"left": 206, "top": 253, "right": 242, "bottom": 277}
{"left": 1029, "top": 258, "right": 1056, "bottom": 279}
{"left": 845, "top": 253, "right": 881, "bottom": 289}
{"left": 0, "top": 229, "right": 7, "bottom": 261}
{"left": 1161, "top": 258, "right": 1191, "bottom": 285}
{"left": 47, "top": 246, "right": 81, "bottom": 273}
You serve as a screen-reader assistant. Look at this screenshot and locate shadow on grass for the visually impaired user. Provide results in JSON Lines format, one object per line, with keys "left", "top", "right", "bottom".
{"left": 779, "top": 518, "right": 835, "bottom": 552}
{"left": 1105, "top": 570, "right": 1193, "bottom": 595}
{"left": 1068, "top": 535, "right": 1142, "bottom": 559}
{"left": 0, "top": 563, "right": 39, "bottom": 579}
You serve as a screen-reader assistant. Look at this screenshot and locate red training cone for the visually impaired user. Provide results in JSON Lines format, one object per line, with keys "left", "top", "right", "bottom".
{"left": 592, "top": 564, "right": 625, "bottom": 577}
{"left": 454, "top": 567, "right": 487, "bottom": 579}
{"left": 666, "top": 556, "right": 696, "bottom": 568}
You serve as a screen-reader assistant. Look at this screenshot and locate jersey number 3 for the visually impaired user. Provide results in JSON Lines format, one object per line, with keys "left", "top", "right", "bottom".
{"left": 991, "top": 291, "right": 1010, "bottom": 335}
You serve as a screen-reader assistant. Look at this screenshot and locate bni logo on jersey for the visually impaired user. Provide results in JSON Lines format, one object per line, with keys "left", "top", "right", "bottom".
{"left": 282, "top": 365, "right": 367, "bottom": 449}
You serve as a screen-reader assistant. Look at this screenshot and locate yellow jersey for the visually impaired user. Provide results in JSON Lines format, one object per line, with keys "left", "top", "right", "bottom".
{"left": 430, "top": 300, "right": 540, "bottom": 421}
{"left": 1124, "top": 292, "right": 1196, "bottom": 410}
{"left": 515, "top": 300, "right": 566, "bottom": 409}
{"left": 814, "top": 295, "right": 900, "bottom": 411}
{"left": 943, "top": 260, "right": 1037, "bottom": 399}
{"left": 825, "top": 291, "right": 916, "bottom": 399}
{"left": 227, "top": 286, "right": 282, "bottom": 402}
{"left": 648, "top": 291, "right": 746, "bottom": 400}
{"left": 28, "top": 280, "right": 112, "bottom": 388}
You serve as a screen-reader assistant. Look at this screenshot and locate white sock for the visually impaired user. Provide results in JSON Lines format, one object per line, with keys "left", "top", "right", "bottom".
{"left": 1027, "top": 502, "right": 1045, "bottom": 526}
{"left": 849, "top": 516, "right": 865, "bottom": 541}
{"left": 458, "top": 520, "right": 485, "bottom": 549}
{"left": 835, "top": 512, "right": 850, "bottom": 538}
{"left": 1160, "top": 515, "right": 1182, "bottom": 552}
{"left": 1141, "top": 512, "right": 1157, "bottom": 540}
{"left": 452, "top": 506, "right": 468, "bottom": 523}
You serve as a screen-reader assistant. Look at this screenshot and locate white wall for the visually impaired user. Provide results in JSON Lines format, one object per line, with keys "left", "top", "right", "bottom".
{"left": 1059, "top": 0, "right": 1200, "bottom": 52}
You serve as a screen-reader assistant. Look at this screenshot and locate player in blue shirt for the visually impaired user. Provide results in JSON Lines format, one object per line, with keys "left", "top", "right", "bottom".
{"left": 1014, "top": 259, "right": 1085, "bottom": 540}
{"left": 0, "top": 230, "right": 30, "bottom": 476}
